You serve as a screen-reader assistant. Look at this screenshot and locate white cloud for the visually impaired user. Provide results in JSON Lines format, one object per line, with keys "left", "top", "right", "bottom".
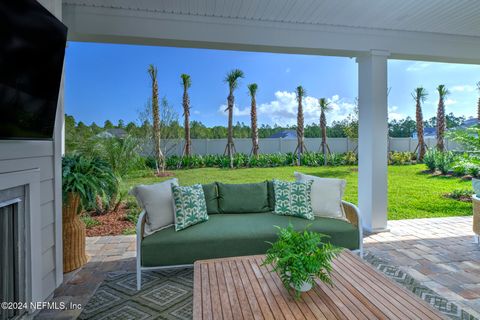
{"left": 451, "top": 85, "right": 475, "bottom": 92}
{"left": 192, "top": 109, "right": 201, "bottom": 115}
{"left": 406, "top": 62, "right": 431, "bottom": 72}
{"left": 445, "top": 98, "right": 457, "bottom": 106}
{"left": 218, "top": 91, "right": 356, "bottom": 126}
{"left": 217, "top": 104, "right": 250, "bottom": 117}
{"left": 388, "top": 106, "right": 406, "bottom": 121}
{"left": 285, "top": 68, "right": 291, "bottom": 73}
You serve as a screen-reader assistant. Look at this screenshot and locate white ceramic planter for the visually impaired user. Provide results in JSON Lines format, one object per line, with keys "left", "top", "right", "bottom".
{"left": 290, "top": 280, "right": 313, "bottom": 292}
{"left": 473, "top": 178, "right": 480, "bottom": 197}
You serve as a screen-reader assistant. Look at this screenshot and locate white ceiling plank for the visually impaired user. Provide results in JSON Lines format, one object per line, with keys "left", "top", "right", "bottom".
{"left": 62, "top": 0, "right": 480, "bottom": 38}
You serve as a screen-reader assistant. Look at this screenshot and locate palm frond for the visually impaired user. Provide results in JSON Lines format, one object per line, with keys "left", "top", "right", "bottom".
{"left": 147, "top": 64, "right": 157, "bottom": 81}
{"left": 296, "top": 86, "right": 306, "bottom": 101}
{"left": 180, "top": 73, "right": 191, "bottom": 89}
{"left": 224, "top": 69, "right": 245, "bottom": 90}
{"left": 319, "top": 98, "right": 330, "bottom": 112}
{"left": 437, "top": 84, "right": 450, "bottom": 98}
{"left": 411, "top": 87, "right": 428, "bottom": 102}
{"left": 247, "top": 83, "right": 258, "bottom": 97}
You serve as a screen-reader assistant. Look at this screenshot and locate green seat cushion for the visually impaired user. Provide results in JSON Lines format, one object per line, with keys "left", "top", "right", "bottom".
{"left": 202, "top": 183, "right": 219, "bottom": 214}
{"left": 217, "top": 182, "right": 270, "bottom": 213}
{"left": 141, "top": 212, "right": 359, "bottom": 267}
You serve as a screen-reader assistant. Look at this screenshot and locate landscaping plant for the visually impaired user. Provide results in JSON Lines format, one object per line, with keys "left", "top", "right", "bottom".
{"left": 62, "top": 154, "right": 118, "bottom": 210}
{"left": 148, "top": 64, "right": 165, "bottom": 174}
{"left": 180, "top": 73, "right": 192, "bottom": 157}
{"left": 62, "top": 154, "right": 118, "bottom": 271}
{"left": 295, "top": 85, "right": 307, "bottom": 165}
{"left": 423, "top": 149, "right": 438, "bottom": 172}
{"left": 262, "top": 224, "right": 341, "bottom": 300}
{"left": 412, "top": 87, "right": 428, "bottom": 161}
{"left": 224, "top": 69, "right": 244, "bottom": 168}
{"left": 319, "top": 97, "right": 331, "bottom": 165}
{"left": 436, "top": 85, "right": 449, "bottom": 152}
{"left": 248, "top": 83, "right": 260, "bottom": 156}
{"left": 434, "top": 150, "right": 455, "bottom": 174}
{"left": 444, "top": 188, "right": 474, "bottom": 202}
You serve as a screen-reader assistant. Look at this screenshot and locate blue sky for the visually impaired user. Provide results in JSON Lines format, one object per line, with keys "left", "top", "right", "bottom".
{"left": 65, "top": 42, "right": 480, "bottom": 127}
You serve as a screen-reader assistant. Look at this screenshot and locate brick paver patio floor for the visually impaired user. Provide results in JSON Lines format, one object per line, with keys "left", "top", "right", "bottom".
{"left": 36, "top": 216, "right": 480, "bottom": 319}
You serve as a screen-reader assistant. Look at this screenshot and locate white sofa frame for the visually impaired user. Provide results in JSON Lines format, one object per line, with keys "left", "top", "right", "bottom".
{"left": 135, "top": 201, "right": 363, "bottom": 290}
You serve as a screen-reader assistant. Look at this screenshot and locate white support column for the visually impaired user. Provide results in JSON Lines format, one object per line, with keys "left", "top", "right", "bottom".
{"left": 357, "top": 50, "right": 389, "bottom": 233}
{"left": 39, "top": 0, "right": 65, "bottom": 288}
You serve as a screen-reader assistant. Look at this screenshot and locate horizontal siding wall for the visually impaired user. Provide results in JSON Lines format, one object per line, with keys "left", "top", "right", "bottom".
{"left": 141, "top": 137, "right": 462, "bottom": 156}
{"left": 0, "top": 140, "right": 59, "bottom": 300}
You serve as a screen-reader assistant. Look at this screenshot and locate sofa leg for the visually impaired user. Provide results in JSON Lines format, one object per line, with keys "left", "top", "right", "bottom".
{"left": 137, "top": 268, "right": 141, "bottom": 291}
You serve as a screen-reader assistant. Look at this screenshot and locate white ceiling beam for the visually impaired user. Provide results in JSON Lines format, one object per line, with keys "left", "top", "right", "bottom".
{"left": 63, "top": 4, "right": 480, "bottom": 64}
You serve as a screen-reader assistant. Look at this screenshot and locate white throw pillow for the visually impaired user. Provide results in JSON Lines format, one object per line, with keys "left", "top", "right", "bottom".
{"left": 294, "top": 172, "right": 346, "bottom": 219}
{"left": 129, "top": 178, "right": 178, "bottom": 236}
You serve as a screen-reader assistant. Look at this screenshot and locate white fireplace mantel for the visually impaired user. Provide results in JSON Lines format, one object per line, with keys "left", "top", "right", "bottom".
{"left": 0, "top": 169, "right": 42, "bottom": 311}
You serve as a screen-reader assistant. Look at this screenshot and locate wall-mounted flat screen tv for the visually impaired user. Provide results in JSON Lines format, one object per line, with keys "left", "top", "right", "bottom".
{"left": 0, "top": 0, "right": 67, "bottom": 140}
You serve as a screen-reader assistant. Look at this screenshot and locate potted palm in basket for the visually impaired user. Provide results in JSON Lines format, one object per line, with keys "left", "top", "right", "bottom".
{"left": 262, "top": 224, "right": 341, "bottom": 299}
{"left": 62, "top": 154, "right": 117, "bottom": 272}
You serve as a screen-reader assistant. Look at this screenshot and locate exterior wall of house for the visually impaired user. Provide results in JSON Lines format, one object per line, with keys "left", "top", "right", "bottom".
{"left": 0, "top": 0, "right": 64, "bottom": 302}
{"left": 0, "top": 141, "right": 61, "bottom": 301}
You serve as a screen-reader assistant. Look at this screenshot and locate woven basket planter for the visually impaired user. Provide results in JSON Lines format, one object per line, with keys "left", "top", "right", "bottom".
{"left": 63, "top": 192, "right": 87, "bottom": 273}
{"left": 473, "top": 195, "right": 480, "bottom": 237}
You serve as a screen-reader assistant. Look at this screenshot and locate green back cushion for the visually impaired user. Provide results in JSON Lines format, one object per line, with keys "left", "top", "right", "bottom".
{"left": 218, "top": 182, "right": 270, "bottom": 213}
{"left": 267, "top": 180, "right": 276, "bottom": 211}
{"left": 202, "top": 183, "right": 219, "bottom": 214}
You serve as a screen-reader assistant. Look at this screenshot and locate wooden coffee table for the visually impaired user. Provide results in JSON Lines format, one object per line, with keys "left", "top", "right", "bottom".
{"left": 193, "top": 251, "right": 445, "bottom": 319}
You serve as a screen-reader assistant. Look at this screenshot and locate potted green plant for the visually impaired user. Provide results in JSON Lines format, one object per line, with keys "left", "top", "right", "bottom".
{"left": 62, "top": 154, "right": 117, "bottom": 272}
{"left": 262, "top": 224, "right": 342, "bottom": 299}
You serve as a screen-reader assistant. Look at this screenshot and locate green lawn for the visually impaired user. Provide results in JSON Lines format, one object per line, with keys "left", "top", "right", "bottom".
{"left": 123, "top": 165, "right": 472, "bottom": 220}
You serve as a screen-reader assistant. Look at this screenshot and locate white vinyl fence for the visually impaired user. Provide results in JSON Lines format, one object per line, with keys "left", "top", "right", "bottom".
{"left": 142, "top": 137, "right": 463, "bottom": 157}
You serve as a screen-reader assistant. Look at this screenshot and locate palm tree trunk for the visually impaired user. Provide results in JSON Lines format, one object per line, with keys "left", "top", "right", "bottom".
{"left": 251, "top": 95, "right": 259, "bottom": 156}
{"left": 296, "top": 100, "right": 305, "bottom": 165}
{"left": 225, "top": 91, "right": 235, "bottom": 168}
{"left": 183, "top": 88, "right": 191, "bottom": 156}
{"left": 320, "top": 109, "right": 328, "bottom": 165}
{"left": 150, "top": 69, "right": 164, "bottom": 173}
{"left": 415, "top": 99, "right": 426, "bottom": 161}
{"left": 437, "top": 98, "right": 446, "bottom": 152}
{"left": 477, "top": 97, "right": 480, "bottom": 122}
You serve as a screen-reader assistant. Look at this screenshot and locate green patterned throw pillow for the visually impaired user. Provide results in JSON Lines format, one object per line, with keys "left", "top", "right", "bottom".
{"left": 273, "top": 179, "right": 314, "bottom": 220}
{"left": 172, "top": 184, "right": 209, "bottom": 231}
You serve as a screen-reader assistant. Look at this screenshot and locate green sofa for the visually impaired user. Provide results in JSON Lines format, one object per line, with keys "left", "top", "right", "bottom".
{"left": 136, "top": 181, "right": 362, "bottom": 290}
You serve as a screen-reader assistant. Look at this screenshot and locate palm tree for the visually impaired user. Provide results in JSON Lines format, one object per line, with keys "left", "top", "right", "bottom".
{"left": 295, "top": 86, "right": 306, "bottom": 165}
{"left": 224, "top": 69, "right": 244, "bottom": 168}
{"left": 147, "top": 64, "right": 164, "bottom": 174}
{"left": 477, "top": 81, "right": 480, "bottom": 122}
{"left": 319, "top": 98, "right": 331, "bottom": 165}
{"left": 180, "top": 74, "right": 192, "bottom": 157}
{"left": 248, "top": 83, "right": 259, "bottom": 157}
{"left": 436, "top": 84, "right": 450, "bottom": 151}
{"left": 411, "top": 87, "right": 428, "bottom": 161}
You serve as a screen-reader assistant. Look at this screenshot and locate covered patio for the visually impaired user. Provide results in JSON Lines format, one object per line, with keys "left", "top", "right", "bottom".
{"left": 22, "top": 0, "right": 480, "bottom": 319}
{"left": 59, "top": 0, "right": 480, "bottom": 232}
{"left": 37, "top": 216, "right": 480, "bottom": 319}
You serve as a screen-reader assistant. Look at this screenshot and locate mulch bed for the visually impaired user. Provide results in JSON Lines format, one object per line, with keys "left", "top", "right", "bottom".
{"left": 442, "top": 194, "right": 473, "bottom": 203}
{"left": 85, "top": 204, "right": 134, "bottom": 237}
